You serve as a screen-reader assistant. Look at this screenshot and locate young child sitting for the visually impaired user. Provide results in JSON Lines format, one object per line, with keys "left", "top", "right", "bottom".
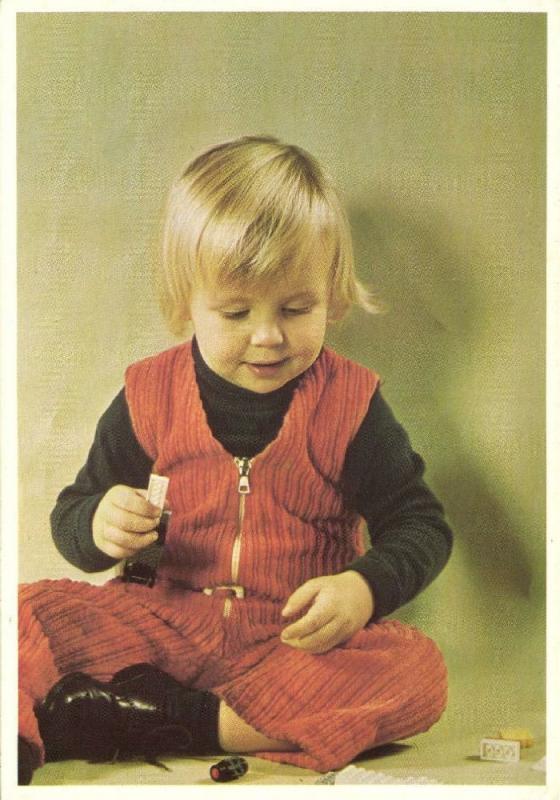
{"left": 18, "top": 135, "right": 453, "bottom": 784}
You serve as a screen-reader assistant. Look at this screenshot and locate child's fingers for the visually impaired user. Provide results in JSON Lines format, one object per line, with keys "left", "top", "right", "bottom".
{"left": 281, "top": 579, "right": 320, "bottom": 618}
{"left": 109, "top": 485, "right": 162, "bottom": 519}
{"left": 107, "top": 505, "right": 160, "bottom": 534}
{"left": 103, "top": 527, "right": 159, "bottom": 558}
{"left": 283, "top": 617, "right": 344, "bottom": 654}
{"left": 137, "top": 487, "right": 171, "bottom": 513}
{"left": 281, "top": 605, "right": 335, "bottom": 641}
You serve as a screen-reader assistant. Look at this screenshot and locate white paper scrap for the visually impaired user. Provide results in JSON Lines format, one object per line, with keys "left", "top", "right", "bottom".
{"left": 315, "top": 765, "right": 441, "bottom": 784}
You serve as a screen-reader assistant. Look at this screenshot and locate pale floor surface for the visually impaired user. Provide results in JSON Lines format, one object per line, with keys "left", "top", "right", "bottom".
{"left": 31, "top": 713, "right": 547, "bottom": 787}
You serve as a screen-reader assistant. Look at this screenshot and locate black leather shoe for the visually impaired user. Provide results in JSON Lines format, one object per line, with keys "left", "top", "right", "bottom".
{"left": 18, "top": 736, "right": 36, "bottom": 785}
{"left": 35, "top": 664, "right": 194, "bottom": 764}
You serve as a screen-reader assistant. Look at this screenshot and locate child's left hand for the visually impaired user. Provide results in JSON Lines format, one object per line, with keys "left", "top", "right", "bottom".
{"left": 280, "top": 571, "right": 375, "bottom": 654}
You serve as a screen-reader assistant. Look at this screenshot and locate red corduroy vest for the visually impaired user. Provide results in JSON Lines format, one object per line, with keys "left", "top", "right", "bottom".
{"left": 125, "top": 341, "right": 378, "bottom": 603}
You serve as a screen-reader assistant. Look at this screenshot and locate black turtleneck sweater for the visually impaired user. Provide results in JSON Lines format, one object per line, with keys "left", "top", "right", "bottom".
{"left": 50, "top": 340, "right": 453, "bottom": 619}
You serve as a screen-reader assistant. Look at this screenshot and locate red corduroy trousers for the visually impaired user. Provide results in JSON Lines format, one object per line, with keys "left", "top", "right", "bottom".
{"left": 19, "top": 575, "right": 448, "bottom": 773}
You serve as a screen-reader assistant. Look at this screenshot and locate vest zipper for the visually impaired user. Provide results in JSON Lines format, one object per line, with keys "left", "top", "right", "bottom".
{"left": 224, "top": 457, "right": 252, "bottom": 618}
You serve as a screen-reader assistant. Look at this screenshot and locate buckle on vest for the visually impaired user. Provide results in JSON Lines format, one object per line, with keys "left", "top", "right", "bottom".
{"left": 202, "top": 585, "right": 245, "bottom": 599}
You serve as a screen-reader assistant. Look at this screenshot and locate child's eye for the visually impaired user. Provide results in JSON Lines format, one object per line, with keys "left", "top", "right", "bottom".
{"left": 283, "top": 306, "right": 311, "bottom": 316}
{"left": 222, "top": 310, "right": 249, "bottom": 320}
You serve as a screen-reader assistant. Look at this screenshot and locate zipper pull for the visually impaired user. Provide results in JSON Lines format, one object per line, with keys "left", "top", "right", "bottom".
{"left": 234, "top": 457, "right": 252, "bottom": 494}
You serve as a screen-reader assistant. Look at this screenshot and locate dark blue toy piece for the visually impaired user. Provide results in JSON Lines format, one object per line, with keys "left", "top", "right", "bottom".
{"left": 210, "top": 756, "right": 248, "bottom": 782}
{"left": 122, "top": 510, "right": 172, "bottom": 587}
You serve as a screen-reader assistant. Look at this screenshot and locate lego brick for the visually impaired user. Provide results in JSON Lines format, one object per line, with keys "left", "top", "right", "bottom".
{"left": 480, "top": 738, "right": 521, "bottom": 762}
{"left": 147, "top": 474, "right": 169, "bottom": 509}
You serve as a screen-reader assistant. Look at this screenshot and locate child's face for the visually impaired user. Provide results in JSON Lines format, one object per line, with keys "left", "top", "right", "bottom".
{"left": 188, "top": 263, "right": 331, "bottom": 394}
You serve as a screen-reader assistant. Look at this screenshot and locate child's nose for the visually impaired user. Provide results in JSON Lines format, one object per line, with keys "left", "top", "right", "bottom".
{"left": 250, "top": 319, "right": 285, "bottom": 347}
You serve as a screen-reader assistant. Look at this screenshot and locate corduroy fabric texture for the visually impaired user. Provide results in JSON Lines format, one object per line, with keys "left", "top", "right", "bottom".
{"left": 19, "top": 343, "right": 448, "bottom": 773}
{"left": 124, "top": 342, "right": 377, "bottom": 596}
{"left": 19, "top": 579, "right": 448, "bottom": 772}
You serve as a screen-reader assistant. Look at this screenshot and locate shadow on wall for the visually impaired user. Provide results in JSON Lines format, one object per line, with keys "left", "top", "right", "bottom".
{"left": 332, "top": 197, "right": 537, "bottom": 608}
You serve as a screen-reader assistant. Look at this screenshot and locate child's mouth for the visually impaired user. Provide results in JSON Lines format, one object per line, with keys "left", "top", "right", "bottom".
{"left": 245, "top": 358, "right": 289, "bottom": 377}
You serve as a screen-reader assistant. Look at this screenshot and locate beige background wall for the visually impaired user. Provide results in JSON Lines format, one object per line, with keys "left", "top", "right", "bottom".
{"left": 18, "top": 12, "right": 546, "bottom": 742}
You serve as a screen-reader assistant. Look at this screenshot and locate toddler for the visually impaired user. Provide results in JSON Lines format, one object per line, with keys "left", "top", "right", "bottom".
{"left": 18, "top": 135, "right": 453, "bottom": 784}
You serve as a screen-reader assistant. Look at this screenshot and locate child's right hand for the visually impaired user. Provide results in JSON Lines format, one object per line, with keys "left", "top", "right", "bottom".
{"left": 92, "top": 485, "right": 162, "bottom": 559}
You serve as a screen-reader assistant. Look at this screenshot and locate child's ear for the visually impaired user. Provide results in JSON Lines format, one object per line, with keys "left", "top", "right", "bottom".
{"left": 182, "top": 297, "right": 192, "bottom": 323}
{"left": 175, "top": 307, "right": 192, "bottom": 339}
{"left": 327, "top": 302, "right": 345, "bottom": 323}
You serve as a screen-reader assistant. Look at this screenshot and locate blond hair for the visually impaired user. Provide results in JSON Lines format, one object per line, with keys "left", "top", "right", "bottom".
{"left": 159, "top": 135, "right": 378, "bottom": 336}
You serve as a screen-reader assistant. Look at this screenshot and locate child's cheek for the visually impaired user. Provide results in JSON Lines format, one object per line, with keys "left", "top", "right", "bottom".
{"left": 300, "top": 313, "right": 327, "bottom": 349}
{"left": 219, "top": 337, "right": 246, "bottom": 371}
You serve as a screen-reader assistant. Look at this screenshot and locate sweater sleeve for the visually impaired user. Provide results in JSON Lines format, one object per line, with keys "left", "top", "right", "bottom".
{"left": 341, "top": 390, "right": 453, "bottom": 619}
{"left": 50, "top": 389, "right": 154, "bottom": 573}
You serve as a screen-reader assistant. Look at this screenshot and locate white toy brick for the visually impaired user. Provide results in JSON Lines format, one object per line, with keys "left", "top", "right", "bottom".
{"left": 480, "top": 738, "right": 521, "bottom": 763}
{"left": 147, "top": 474, "right": 169, "bottom": 510}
